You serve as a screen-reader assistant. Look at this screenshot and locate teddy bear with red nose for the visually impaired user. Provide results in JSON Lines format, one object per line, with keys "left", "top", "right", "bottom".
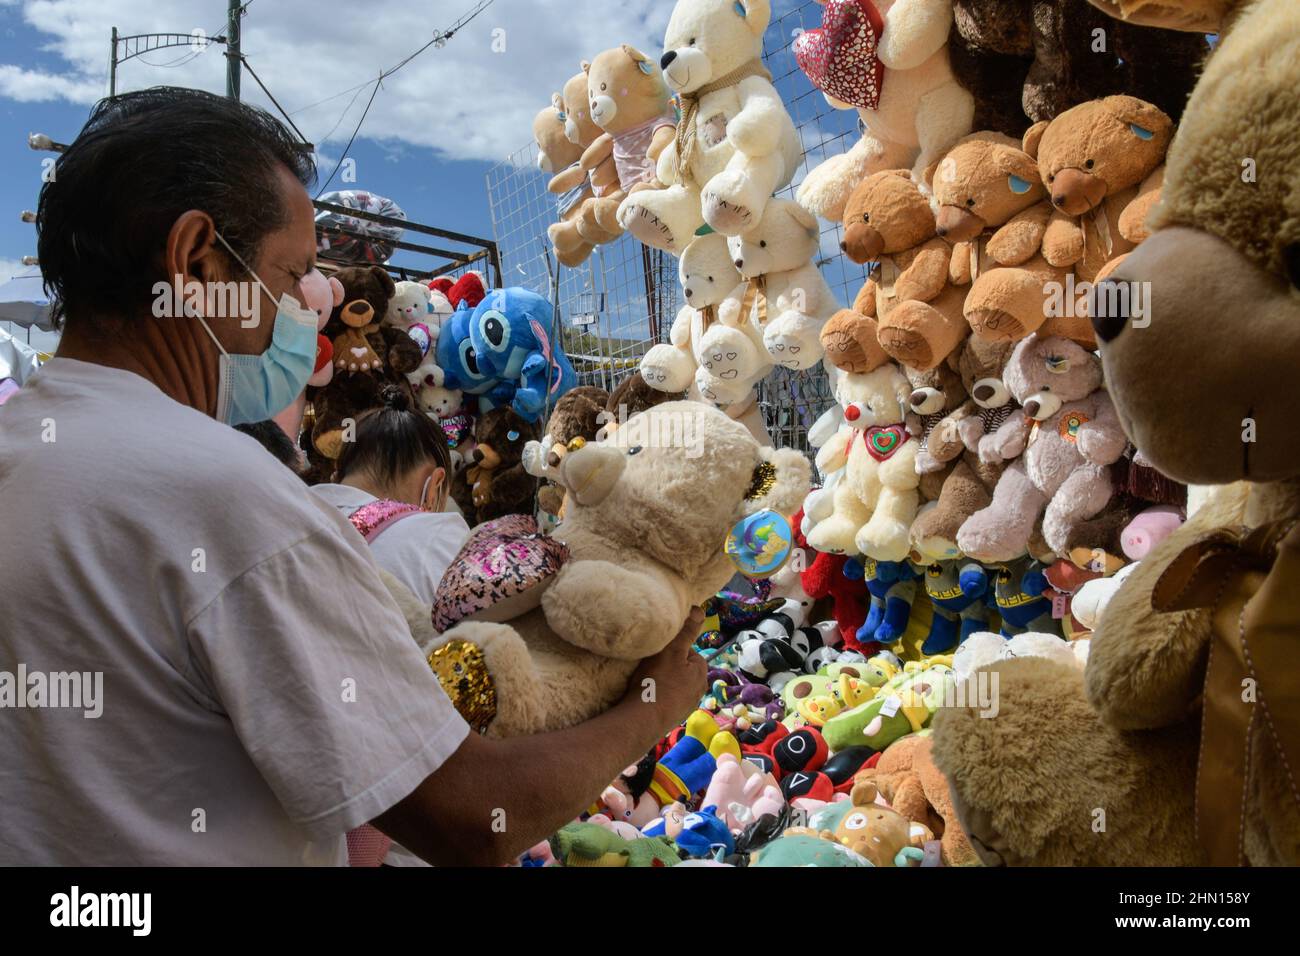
{"left": 956, "top": 333, "right": 1126, "bottom": 561}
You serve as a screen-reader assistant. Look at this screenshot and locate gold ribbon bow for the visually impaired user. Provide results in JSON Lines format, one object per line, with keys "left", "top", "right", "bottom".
{"left": 1152, "top": 518, "right": 1300, "bottom": 865}
{"left": 672, "top": 58, "right": 773, "bottom": 182}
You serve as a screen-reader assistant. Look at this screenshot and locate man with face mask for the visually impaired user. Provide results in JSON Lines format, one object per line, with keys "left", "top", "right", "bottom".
{"left": 0, "top": 87, "right": 706, "bottom": 866}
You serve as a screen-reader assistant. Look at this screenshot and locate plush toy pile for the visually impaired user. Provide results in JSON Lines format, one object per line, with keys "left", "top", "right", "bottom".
{"left": 471, "top": 0, "right": 1297, "bottom": 869}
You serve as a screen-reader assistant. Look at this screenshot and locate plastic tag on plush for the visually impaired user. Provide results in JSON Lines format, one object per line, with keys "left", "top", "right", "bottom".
{"left": 726, "top": 509, "right": 793, "bottom": 578}
{"left": 793, "top": 0, "right": 884, "bottom": 111}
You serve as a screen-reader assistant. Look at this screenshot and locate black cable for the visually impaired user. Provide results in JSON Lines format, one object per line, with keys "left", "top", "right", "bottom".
{"left": 314, "top": 74, "right": 382, "bottom": 198}
{"left": 239, "top": 53, "right": 311, "bottom": 144}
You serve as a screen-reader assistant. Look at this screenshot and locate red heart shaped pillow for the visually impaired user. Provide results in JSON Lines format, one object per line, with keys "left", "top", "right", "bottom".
{"left": 794, "top": 0, "right": 885, "bottom": 111}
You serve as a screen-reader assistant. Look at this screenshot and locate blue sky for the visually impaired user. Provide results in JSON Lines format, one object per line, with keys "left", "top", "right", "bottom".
{"left": 0, "top": 0, "right": 856, "bottom": 354}
{"left": 0, "top": 0, "right": 685, "bottom": 281}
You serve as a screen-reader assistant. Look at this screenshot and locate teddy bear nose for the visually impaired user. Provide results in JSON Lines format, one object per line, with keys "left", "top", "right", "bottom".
{"left": 660, "top": 50, "right": 677, "bottom": 69}
{"left": 1089, "top": 278, "right": 1130, "bottom": 343}
{"left": 734, "top": 258, "right": 743, "bottom": 269}
{"left": 843, "top": 404, "right": 861, "bottom": 422}
{"left": 1023, "top": 399, "right": 1041, "bottom": 418}
{"left": 684, "top": 287, "right": 693, "bottom": 299}
{"left": 973, "top": 383, "right": 994, "bottom": 402}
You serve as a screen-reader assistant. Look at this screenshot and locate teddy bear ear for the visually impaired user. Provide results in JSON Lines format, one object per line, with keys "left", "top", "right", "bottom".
{"left": 1109, "top": 96, "right": 1172, "bottom": 141}
{"left": 740, "top": 447, "right": 811, "bottom": 518}
{"left": 371, "top": 266, "right": 396, "bottom": 297}
{"left": 786, "top": 201, "right": 818, "bottom": 235}
{"left": 551, "top": 92, "right": 565, "bottom": 113}
{"left": 1022, "top": 121, "right": 1050, "bottom": 160}
{"left": 737, "top": 1, "right": 772, "bottom": 36}
{"left": 920, "top": 160, "right": 941, "bottom": 190}
{"left": 622, "top": 44, "right": 649, "bottom": 64}
{"left": 581, "top": 60, "right": 591, "bottom": 75}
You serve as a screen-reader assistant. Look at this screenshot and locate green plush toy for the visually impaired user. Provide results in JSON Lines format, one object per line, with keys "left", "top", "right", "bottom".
{"left": 750, "top": 834, "right": 873, "bottom": 867}
{"left": 550, "top": 822, "right": 680, "bottom": 867}
{"left": 822, "top": 665, "right": 955, "bottom": 752}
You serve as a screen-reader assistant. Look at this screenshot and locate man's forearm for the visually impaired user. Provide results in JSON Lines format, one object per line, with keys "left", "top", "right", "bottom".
{"left": 375, "top": 696, "right": 681, "bottom": 866}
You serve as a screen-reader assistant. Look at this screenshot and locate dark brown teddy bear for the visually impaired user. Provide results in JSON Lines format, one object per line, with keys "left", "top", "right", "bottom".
{"left": 304, "top": 265, "right": 421, "bottom": 482}
{"left": 450, "top": 406, "right": 541, "bottom": 526}
{"left": 949, "top": 0, "right": 1208, "bottom": 136}
{"left": 908, "top": 337, "right": 1017, "bottom": 561}
{"left": 535, "top": 386, "right": 609, "bottom": 517}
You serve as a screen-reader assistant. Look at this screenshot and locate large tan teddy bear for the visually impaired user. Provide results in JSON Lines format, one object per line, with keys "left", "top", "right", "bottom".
{"left": 932, "top": 0, "right": 1300, "bottom": 866}
{"left": 617, "top": 0, "right": 802, "bottom": 252}
{"left": 840, "top": 170, "right": 970, "bottom": 371}
{"left": 796, "top": 0, "right": 974, "bottom": 222}
{"left": 430, "top": 401, "right": 810, "bottom": 736}
{"left": 805, "top": 362, "right": 921, "bottom": 561}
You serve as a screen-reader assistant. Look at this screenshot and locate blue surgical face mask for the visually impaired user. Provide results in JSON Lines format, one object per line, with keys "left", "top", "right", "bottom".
{"left": 195, "top": 231, "right": 320, "bottom": 426}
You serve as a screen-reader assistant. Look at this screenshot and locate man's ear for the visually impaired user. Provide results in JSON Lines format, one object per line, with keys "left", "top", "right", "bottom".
{"left": 1022, "top": 120, "right": 1049, "bottom": 160}
{"left": 165, "top": 209, "right": 224, "bottom": 291}
{"left": 740, "top": 447, "right": 811, "bottom": 517}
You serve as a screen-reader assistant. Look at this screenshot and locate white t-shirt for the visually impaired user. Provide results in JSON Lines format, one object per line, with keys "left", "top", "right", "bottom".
{"left": 309, "top": 484, "right": 472, "bottom": 869}
{"left": 0, "top": 359, "right": 469, "bottom": 865}
{"left": 310, "top": 484, "right": 470, "bottom": 607}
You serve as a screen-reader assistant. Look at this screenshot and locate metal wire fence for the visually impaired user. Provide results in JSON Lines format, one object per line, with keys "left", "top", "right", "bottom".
{"left": 483, "top": 0, "right": 871, "bottom": 453}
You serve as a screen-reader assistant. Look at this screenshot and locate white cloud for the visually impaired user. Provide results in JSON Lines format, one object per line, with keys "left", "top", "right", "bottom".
{"left": 0, "top": 0, "right": 678, "bottom": 163}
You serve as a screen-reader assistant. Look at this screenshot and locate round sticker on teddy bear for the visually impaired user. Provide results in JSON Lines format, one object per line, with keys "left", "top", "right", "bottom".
{"left": 725, "top": 508, "right": 793, "bottom": 578}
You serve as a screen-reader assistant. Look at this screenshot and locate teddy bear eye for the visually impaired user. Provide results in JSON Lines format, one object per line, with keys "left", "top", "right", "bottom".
{"left": 861, "top": 213, "right": 870, "bottom": 223}
{"left": 1085, "top": 159, "right": 1095, "bottom": 170}
{"left": 689, "top": 37, "right": 696, "bottom": 45}
{"left": 627, "top": 445, "right": 643, "bottom": 456}
{"left": 965, "top": 198, "right": 975, "bottom": 207}
{"left": 1047, "top": 174, "right": 1055, "bottom": 184}
{"left": 707, "top": 275, "right": 714, "bottom": 282}
{"left": 759, "top": 240, "right": 767, "bottom": 248}
{"left": 600, "top": 83, "right": 607, "bottom": 91}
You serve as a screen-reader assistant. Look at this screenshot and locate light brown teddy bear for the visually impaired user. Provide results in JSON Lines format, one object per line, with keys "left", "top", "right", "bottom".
{"left": 584, "top": 45, "right": 678, "bottom": 199}
{"left": 854, "top": 735, "right": 981, "bottom": 866}
{"left": 429, "top": 401, "right": 810, "bottom": 736}
{"left": 840, "top": 170, "right": 969, "bottom": 371}
{"left": 533, "top": 105, "right": 599, "bottom": 268}
{"left": 932, "top": 0, "right": 1300, "bottom": 866}
{"left": 929, "top": 132, "right": 1093, "bottom": 347}
{"left": 1031, "top": 95, "right": 1174, "bottom": 285}
{"left": 548, "top": 72, "right": 625, "bottom": 243}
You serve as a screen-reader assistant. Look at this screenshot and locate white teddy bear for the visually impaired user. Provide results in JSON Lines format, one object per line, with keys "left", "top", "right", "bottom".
{"left": 718, "top": 199, "right": 836, "bottom": 373}
{"left": 384, "top": 280, "right": 433, "bottom": 331}
{"left": 953, "top": 631, "right": 1089, "bottom": 685}
{"left": 805, "top": 363, "right": 920, "bottom": 560}
{"left": 617, "top": 0, "right": 802, "bottom": 252}
{"left": 639, "top": 233, "right": 745, "bottom": 394}
{"left": 796, "top": 0, "right": 973, "bottom": 222}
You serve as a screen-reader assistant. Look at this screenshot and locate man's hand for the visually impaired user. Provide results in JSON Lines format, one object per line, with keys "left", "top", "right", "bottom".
{"left": 626, "top": 607, "right": 708, "bottom": 723}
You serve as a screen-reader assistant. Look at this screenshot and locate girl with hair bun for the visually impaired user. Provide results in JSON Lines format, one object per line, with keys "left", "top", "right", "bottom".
{"left": 311, "top": 386, "right": 471, "bottom": 607}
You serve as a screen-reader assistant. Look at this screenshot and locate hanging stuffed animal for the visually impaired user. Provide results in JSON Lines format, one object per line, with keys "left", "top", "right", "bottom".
{"left": 617, "top": 0, "right": 802, "bottom": 252}
{"left": 795, "top": 0, "right": 974, "bottom": 222}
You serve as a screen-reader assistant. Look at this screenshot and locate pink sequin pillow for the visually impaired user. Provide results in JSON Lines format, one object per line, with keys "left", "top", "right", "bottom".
{"left": 432, "top": 514, "right": 569, "bottom": 632}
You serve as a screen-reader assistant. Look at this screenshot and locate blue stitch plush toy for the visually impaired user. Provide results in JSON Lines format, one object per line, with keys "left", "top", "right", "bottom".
{"left": 466, "top": 287, "right": 577, "bottom": 422}
{"left": 435, "top": 302, "right": 515, "bottom": 408}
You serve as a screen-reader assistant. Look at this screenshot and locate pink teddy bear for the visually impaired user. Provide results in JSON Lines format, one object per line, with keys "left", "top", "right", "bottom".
{"left": 702, "top": 753, "right": 784, "bottom": 832}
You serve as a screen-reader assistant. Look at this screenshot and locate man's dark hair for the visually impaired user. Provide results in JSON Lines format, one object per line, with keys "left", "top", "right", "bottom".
{"left": 36, "top": 86, "right": 316, "bottom": 332}
{"left": 234, "top": 420, "right": 304, "bottom": 476}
